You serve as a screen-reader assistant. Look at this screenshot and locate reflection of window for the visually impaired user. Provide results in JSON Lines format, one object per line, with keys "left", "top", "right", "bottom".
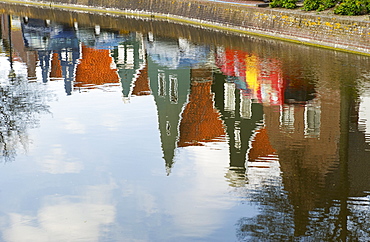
{"left": 234, "top": 122, "right": 241, "bottom": 150}
{"left": 126, "top": 46, "right": 134, "bottom": 69}
{"left": 224, "top": 82, "right": 235, "bottom": 113}
{"left": 158, "top": 71, "right": 166, "bottom": 97}
{"left": 166, "top": 120, "right": 171, "bottom": 136}
{"left": 117, "top": 44, "right": 134, "bottom": 68}
{"left": 169, "top": 75, "right": 178, "bottom": 104}
{"left": 305, "top": 103, "right": 321, "bottom": 137}
{"left": 280, "top": 104, "right": 295, "bottom": 132}
{"left": 240, "top": 92, "right": 252, "bottom": 119}
{"left": 117, "top": 45, "right": 126, "bottom": 65}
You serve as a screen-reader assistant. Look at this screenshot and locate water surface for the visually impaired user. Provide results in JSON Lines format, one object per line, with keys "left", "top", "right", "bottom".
{"left": 0, "top": 6, "right": 370, "bottom": 241}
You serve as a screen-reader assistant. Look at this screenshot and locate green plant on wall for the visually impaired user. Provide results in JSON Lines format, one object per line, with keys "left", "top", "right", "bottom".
{"left": 270, "top": 0, "right": 298, "bottom": 9}
{"left": 271, "top": 0, "right": 370, "bottom": 15}
{"left": 302, "top": 0, "right": 337, "bottom": 11}
{"left": 333, "top": 0, "right": 370, "bottom": 15}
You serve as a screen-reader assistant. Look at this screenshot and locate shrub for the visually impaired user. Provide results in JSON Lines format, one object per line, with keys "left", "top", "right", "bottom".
{"left": 270, "top": 0, "right": 298, "bottom": 9}
{"left": 302, "top": 0, "right": 337, "bottom": 11}
{"left": 333, "top": 0, "right": 369, "bottom": 15}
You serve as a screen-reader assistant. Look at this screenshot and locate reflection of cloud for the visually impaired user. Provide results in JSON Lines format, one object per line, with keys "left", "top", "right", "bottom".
{"left": 62, "top": 118, "right": 86, "bottom": 134}
{"left": 169, "top": 143, "right": 234, "bottom": 237}
{"left": 101, "top": 114, "right": 123, "bottom": 131}
{"left": 2, "top": 185, "right": 116, "bottom": 242}
{"left": 38, "top": 145, "right": 83, "bottom": 174}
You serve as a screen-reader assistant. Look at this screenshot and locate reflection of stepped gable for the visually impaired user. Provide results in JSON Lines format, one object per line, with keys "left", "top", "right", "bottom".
{"left": 147, "top": 57, "right": 191, "bottom": 175}
{"left": 212, "top": 72, "right": 264, "bottom": 186}
{"left": 111, "top": 32, "right": 145, "bottom": 99}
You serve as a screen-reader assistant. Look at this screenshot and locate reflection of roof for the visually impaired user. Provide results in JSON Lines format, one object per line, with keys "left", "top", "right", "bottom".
{"left": 75, "top": 45, "right": 119, "bottom": 87}
{"left": 248, "top": 127, "right": 276, "bottom": 161}
{"left": 132, "top": 65, "right": 151, "bottom": 96}
{"left": 178, "top": 81, "right": 225, "bottom": 147}
{"left": 50, "top": 52, "right": 62, "bottom": 79}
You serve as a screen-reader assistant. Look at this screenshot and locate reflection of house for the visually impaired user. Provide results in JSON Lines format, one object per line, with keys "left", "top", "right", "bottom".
{"left": 177, "top": 68, "right": 225, "bottom": 147}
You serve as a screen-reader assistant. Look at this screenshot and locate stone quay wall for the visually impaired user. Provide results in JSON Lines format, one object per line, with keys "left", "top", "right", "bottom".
{"left": 4, "top": 0, "right": 370, "bottom": 54}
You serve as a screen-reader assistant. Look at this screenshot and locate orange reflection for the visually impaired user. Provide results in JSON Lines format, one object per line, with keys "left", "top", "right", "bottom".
{"left": 50, "top": 52, "right": 62, "bottom": 79}
{"left": 132, "top": 65, "right": 151, "bottom": 96}
{"left": 178, "top": 79, "right": 225, "bottom": 147}
{"left": 75, "top": 45, "right": 119, "bottom": 87}
{"left": 248, "top": 127, "right": 276, "bottom": 161}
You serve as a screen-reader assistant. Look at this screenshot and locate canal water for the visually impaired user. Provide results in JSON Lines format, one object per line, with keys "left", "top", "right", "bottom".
{"left": 0, "top": 5, "right": 370, "bottom": 241}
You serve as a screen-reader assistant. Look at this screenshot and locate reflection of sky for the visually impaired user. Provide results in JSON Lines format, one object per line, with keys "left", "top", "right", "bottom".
{"left": 145, "top": 38, "right": 211, "bottom": 69}
{"left": 3, "top": 184, "right": 116, "bottom": 242}
{"left": 0, "top": 78, "right": 257, "bottom": 241}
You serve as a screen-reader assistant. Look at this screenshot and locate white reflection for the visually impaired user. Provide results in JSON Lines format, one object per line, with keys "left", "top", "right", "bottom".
{"left": 38, "top": 145, "right": 83, "bottom": 174}
{"left": 170, "top": 143, "right": 233, "bottom": 236}
{"left": 359, "top": 96, "right": 370, "bottom": 137}
{"left": 2, "top": 185, "right": 116, "bottom": 242}
{"left": 62, "top": 117, "right": 86, "bottom": 134}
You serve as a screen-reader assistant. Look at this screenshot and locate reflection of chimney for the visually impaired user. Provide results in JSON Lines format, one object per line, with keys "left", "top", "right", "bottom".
{"left": 178, "top": 69, "right": 225, "bottom": 147}
{"left": 75, "top": 45, "right": 119, "bottom": 87}
{"left": 50, "top": 52, "right": 63, "bottom": 79}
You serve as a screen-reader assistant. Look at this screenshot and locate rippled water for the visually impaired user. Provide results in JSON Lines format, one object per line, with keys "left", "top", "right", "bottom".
{"left": 0, "top": 6, "right": 370, "bottom": 241}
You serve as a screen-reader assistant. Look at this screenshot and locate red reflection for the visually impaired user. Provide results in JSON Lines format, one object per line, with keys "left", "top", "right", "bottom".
{"left": 248, "top": 127, "right": 276, "bottom": 161}
{"left": 216, "top": 49, "right": 284, "bottom": 106}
